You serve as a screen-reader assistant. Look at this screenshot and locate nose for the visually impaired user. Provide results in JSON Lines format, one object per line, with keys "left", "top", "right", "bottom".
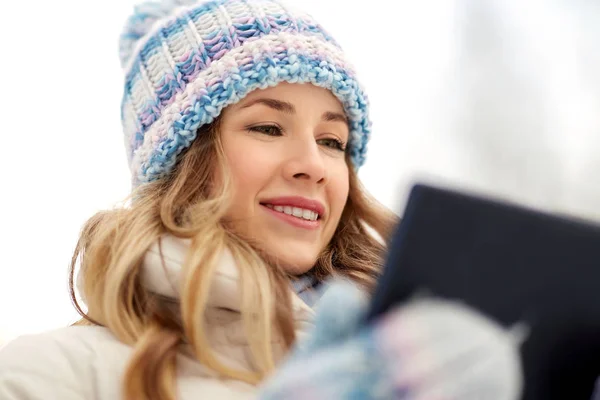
{"left": 282, "top": 136, "right": 327, "bottom": 185}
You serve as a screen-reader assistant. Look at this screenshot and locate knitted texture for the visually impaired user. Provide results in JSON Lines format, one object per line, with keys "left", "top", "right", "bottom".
{"left": 119, "top": 0, "right": 371, "bottom": 186}
{"left": 259, "top": 281, "right": 524, "bottom": 399}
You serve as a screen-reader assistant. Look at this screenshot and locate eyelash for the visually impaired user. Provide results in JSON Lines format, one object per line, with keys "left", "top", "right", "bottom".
{"left": 247, "top": 125, "right": 347, "bottom": 152}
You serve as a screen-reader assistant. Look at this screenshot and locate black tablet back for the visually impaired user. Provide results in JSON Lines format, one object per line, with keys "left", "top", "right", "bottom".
{"left": 367, "top": 184, "right": 600, "bottom": 399}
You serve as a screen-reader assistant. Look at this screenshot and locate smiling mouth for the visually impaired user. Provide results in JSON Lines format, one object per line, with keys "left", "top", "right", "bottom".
{"left": 260, "top": 203, "right": 320, "bottom": 222}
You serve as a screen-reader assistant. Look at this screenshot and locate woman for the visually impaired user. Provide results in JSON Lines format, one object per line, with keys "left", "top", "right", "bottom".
{"left": 0, "top": 0, "right": 522, "bottom": 399}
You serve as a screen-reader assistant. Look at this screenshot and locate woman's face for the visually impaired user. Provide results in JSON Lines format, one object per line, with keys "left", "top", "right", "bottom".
{"left": 220, "top": 82, "right": 350, "bottom": 275}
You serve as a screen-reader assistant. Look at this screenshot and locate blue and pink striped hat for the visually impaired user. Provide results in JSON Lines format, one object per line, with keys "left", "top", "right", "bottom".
{"left": 120, "top": 0, "right": 372, "bottom": 186}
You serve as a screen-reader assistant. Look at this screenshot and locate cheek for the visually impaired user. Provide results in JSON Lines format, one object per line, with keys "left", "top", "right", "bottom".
{"left": 327, "top": 164, "right": 350, "bottom": 221}
{"left": 223, "top": 138, "right": 276, "bottom": 211}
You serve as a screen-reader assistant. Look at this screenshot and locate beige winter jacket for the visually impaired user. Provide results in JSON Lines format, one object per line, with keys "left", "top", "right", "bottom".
{"left": 0, "top": 235, "right": 316, "bottom": 399}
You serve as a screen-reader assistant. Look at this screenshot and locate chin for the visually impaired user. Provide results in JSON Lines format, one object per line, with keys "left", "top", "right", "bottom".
{"left": 280, "top": 262, "right": 315, "bottom": 276}
{"left": 270, "top": 249, "right": 319, "bottom": 276}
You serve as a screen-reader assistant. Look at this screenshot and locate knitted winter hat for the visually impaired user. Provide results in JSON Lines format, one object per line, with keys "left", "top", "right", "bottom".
{"left": 120, "top": 0, "right": 371, "bottom": 186}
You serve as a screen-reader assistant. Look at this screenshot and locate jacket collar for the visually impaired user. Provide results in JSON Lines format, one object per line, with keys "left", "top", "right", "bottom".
{"left": 140, "top": 234, "right": 316, "bottom": 321}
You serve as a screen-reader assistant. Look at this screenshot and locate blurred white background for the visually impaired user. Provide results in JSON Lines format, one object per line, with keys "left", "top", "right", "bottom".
{"left": 1, "top": 0, "right": 599, "bottom": 344}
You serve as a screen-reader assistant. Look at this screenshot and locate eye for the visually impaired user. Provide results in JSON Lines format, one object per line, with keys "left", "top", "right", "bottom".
{"left": 247, "top": 124, "right": 283, "bottom": 136}
{"left": 318, "top": 137, "right": 347, "bottom": 152}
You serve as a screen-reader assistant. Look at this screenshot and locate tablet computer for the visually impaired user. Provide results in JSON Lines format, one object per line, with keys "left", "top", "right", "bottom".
{"left": 366, "top": 183, "right": 600, "bottom": 399}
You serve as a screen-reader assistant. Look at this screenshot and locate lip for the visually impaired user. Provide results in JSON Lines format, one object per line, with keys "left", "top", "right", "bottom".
{"left": 260, "top": 196, "right": 326, "bottom": 218}
{"left": 261, "top": 205, "right": 321, "bottom": 230}
{"left": 259, "top": 196, "right": 326, "bottom": 231}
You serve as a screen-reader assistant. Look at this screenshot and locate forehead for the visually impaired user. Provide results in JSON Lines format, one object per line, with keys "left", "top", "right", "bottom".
{"left": 234, "top": 82, "right": 344, "bottom": 112}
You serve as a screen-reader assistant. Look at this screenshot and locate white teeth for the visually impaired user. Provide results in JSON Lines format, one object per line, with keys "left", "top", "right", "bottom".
{"left": 302, "top": 209, "right": 312, "bottom": 219}
{"left": 265, "top": 204, "right": 319, "bottom": 221}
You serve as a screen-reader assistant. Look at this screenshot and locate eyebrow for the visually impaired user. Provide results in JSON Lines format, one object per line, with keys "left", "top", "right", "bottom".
{"left": 240, "top": 98, "right": 295, "bottom": 114}
{"left": 239, "top": 97, "right": 349, "bottom": 126}
{"left": 322, "top": 111, "right": 349, "bottom": 125}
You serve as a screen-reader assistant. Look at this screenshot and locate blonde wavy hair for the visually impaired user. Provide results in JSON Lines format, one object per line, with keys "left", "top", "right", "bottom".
{"left": 69, "top": 116, "right": 398, "bottom": 400}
